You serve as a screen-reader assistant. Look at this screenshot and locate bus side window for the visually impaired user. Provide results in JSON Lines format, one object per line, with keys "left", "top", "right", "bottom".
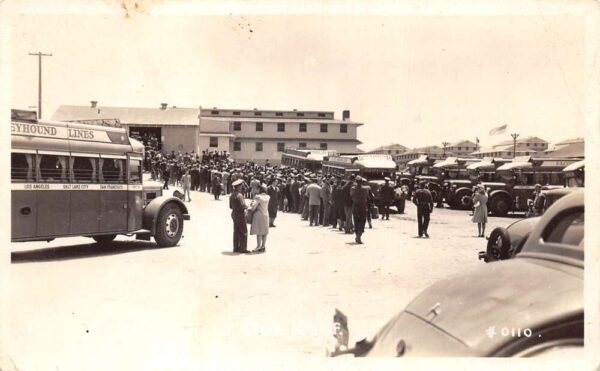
{"left": 129, "top": 159, "right": 142, "bottom": 184}
{"left": 100, "top": 158, "right": 125, "bottom": 183}
{"left": 11, "top": 153, "right": 35, "bottom": 182}
{"left": 38, "top": 154, "right": 68, "bottom": 183}
{"left": 71, "top": 157, "right": 98, "bottom": 183}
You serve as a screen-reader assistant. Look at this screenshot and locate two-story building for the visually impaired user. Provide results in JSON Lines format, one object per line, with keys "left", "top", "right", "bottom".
{"left": 198, "top": 108, "right": 363, "bottom": 164}
{"left": 367, "top": 143, "right": 409, "bottom": 155}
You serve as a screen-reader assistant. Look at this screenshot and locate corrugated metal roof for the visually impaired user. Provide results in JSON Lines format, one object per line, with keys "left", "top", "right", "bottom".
{"left": 52, "top": 105, "right": 200, "bottom": 126}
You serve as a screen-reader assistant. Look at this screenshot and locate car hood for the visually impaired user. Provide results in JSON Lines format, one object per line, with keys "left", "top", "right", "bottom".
{"left": 404, "top": 258, "right": 582, "bottom": 355}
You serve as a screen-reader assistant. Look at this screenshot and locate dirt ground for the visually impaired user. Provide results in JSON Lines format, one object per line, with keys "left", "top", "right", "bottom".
{"left": 7, "top": 182, "right": 515, "bottom": 370}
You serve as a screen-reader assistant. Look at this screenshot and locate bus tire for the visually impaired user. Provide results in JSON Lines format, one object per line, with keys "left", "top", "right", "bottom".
{"left": 154, "top": 203, "right": 184, "bottom": 247}
{"left": 93, "top": 234, "right": 116, "bottom": 245}
{"left": 490, "top": 195, "right": 511, "bottom": 217}
{"left": 455, "top": 189, "right": 473, "bottom": 210}
{"left": 486, "top": 228, "right": 511, "bottom": 261}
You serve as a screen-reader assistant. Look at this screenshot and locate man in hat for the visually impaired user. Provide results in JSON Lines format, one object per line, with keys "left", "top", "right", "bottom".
{"left": 320, "top": 177, "right": 333, "bottom": 227}
{"left": 182, "top": 169, "right": 192, "bottom": 202}
{"left": 350, "top": 176, "right": 371, "bottom": 244}
{"left": 230, "top": 179, "right": 249, "bottom": 253}
{"left": 532, "top": 183, "right": 546, "bottom": 216}
{"left": 306, "top": 177, "right": 322, "bottom": 226}
{"left": 379, "top": 177, "right": 394, "bottom": 220}
{"left": 413, "top": 181, "right": 434, "bottom": 238}
{"left": 342, "top": 175, "right": 355, "bottom": 234}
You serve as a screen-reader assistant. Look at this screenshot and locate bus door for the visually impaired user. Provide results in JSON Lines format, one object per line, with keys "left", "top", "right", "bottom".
{"left": 11, "top": 149, "right": 38, "bottom": 239}
{"left": 127, "top": 154, "right": 144, "bottom": 231}
{"left": 98, "top": 154, "right": 128, "bottom": 233}
{"left": 69, "top": 153, "right": 101, "bottom": 234}
{"left": 36, "top": 150, "right": 71, "bottom": 237}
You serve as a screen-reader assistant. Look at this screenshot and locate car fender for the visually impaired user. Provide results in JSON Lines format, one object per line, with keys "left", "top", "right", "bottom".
{"left": 143, "top": 196, "right": 189, "bottom": 235}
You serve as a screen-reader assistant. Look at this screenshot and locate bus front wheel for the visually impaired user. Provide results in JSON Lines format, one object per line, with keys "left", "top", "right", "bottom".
{"left": 154, "top": 203, "right": 183, "bottom": 247}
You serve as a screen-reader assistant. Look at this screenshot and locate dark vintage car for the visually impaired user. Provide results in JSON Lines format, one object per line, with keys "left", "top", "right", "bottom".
{"left": 480, "top": 187, "right": 580, "bottom": 262}
{"left": 327, "top": 190, "right": 583, "bottom": 357}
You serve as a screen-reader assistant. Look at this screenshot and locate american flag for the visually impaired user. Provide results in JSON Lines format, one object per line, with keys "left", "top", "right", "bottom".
{"left": 488, "top": 124, "right": 507, "bottom": 135}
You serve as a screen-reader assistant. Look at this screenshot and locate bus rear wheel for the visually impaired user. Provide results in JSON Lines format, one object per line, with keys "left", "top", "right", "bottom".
{"left": 455, "top": 189, "right": 473, "bottom": 210}
{"left": 93, "top": 234, "right": 116, "bottom": 245}
{"left": 154, "top": 203, "right": 183, "bottom": 247}
{"left": 490, "top": 195, "right": 510, "bottom": 217}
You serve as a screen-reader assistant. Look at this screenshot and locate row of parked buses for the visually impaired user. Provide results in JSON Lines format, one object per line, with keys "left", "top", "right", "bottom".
{"left": 10, "top": 109, "right": 190, "bottom": 247}
{"left": 281, "top": 148, "right": 585, "bottom": 217}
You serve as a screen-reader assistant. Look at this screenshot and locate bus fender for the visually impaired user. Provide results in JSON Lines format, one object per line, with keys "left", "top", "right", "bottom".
{"left": 489, "top": 189, "right": 511, "bottom": 200}
{"left": 143, "top": 196, "right": 190, "bottom": 235}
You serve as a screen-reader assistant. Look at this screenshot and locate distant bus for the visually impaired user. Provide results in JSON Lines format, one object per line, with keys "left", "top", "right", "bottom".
{"left": 322, "top": 154, "right": 397, "bottom": 180}
{"left": 11, "top": 110, "right": 189, "bottom": 247}
{"left": 280, "top": 148, "right": 338, "bottom": 171}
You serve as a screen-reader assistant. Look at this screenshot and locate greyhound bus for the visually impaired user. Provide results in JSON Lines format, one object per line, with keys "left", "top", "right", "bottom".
{"left": 11, "top": 109, "right": 189, "bottom": 247}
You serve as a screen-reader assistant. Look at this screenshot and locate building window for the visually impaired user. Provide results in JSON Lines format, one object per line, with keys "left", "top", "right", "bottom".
{"left": 296, "top": 112, "right": 304, "bottom": 117}
{"left": 276, "top": 112, "right": 283, "bottom": 117}
{"left": 318, "top": 113, "right": 326, "bottom": 117}
{"left": 340, "top": 124, "right": 348, "bottom": 133}
{"left": 277, "top": 142, "right": 285, "bottom": 152}
{"left": 320, "top": 143, "right": 328, "bottom": 150}
{"left": 457, "top": 147, "right": 462, "bottom": 151}
{"left": 299, "top": 142, "right": 307, "bottom": 148}
{"left": 211, "top": 110, "right": 219, "bottom": 115}
{"left": 233, "top": 122, "right": 241, "bottom": 131}
{"left": 299, "top": 123, "right": 307, "bottom": 132}
{"left": 256, "top": 122, "right": 263, "bottom": 131}
{"left": 277, "top": 123, "right": 285, "bottom": 132}
{"left": 320, "top": 124, "right": 328, "bottom": 133}
{"left": 254, "top": 111, "right": 262, "bottom": 116}
{"left": 534, "top": 143, "right": 538, "bottom": 147}
{"left": 526, "top": 143, "right": 531, "bottom": 147}
{"left": 387, "top": 150, "right": 392, "bottom": 154}
{"left": 234, "top": 142, "right": 241, "bottom": 151}
{"left": 209, "top": 137, "right": 218, "bottom": 147}
{"left": 256, "top": 142, "right": 263, "bottom": 152}
{"left": 395, "top": 150, "right": 400, "bottom": 154}
{"left": 233, "top": 111, "right": 241, "bottom": 116}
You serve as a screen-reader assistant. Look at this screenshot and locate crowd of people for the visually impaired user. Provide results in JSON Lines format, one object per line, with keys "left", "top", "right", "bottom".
{"left": 141, "top": 148, "right": 423, "bottom": 253}
{"left": 140, "top": 147, "right": 546, "bottom": 253}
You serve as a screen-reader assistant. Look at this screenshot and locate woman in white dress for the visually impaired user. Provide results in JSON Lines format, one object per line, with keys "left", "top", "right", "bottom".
{"left": 471, "top": 185, "right": 489, "bottom": 237}
{"left": 250, "top": 184, "right": 271, "bottom": 252}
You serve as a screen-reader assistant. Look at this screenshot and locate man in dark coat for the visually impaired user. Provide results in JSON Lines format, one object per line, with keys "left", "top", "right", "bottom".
{"left": 350, "top": 176, "right": 371, "bottom": 244}
{"left": 230, "top": 179, "right": 248, "bottom": 253}
{"left": 379, "top": 177, "right": 394, "bottom": 220}
{"left": 413, "top": 181, "right": 434, "bottom": 238}
{"left": 267, "top": 179, "right": 279, "bottom": 227}
{"left": 342, "top": 176, "right": 355, "bottom": 234}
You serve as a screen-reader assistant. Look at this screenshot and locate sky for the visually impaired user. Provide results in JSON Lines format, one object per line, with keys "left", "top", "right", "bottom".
{"left": 4, "top": 1, "right": 593, "bottom": 150}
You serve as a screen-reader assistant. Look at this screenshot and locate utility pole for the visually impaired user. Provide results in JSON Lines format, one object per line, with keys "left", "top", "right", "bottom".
{"left": 511, "top": 133, "right": 519, "bottom": 158}
{"left": 29, "top": 52, "right": 53, "bottom": 119}
{"left": 442, "top": 141, "right": 450, "bottom": 157}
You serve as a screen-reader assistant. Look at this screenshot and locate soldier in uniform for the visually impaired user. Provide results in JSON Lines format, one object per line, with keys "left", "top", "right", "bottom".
{"left": 413, "top": 181, "right": 434, "bottom": 238}
{"left": 230, "top": 179, "right": 249, "bottom": 253}
{"left": 379, "top": 177, "right": 394, "bottom": 220}
{"left": 532, "top": 184, "right": 547, "bottom": 216}
{"left": 350, "top": 176, "right": 371, "bottom": 244}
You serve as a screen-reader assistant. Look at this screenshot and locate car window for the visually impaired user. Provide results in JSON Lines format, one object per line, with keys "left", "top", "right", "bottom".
{"left": 542, "top": 209, "right": 584, "bottom": 246}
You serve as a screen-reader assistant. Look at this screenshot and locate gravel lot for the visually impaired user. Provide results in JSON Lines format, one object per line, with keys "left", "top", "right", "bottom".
{"left": 7, "top": 183, "right": 516, "bottom": 370}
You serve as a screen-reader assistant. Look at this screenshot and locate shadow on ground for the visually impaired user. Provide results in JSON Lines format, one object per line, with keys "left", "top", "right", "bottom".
{"left": 12, "top": 240, "right": 164, "bottom": 264}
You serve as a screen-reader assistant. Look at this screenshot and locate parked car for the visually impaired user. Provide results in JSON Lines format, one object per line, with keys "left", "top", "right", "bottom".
{"left": 480, "top": 187, "right": 579, "bottom": 262}
{"left": 327, "top": 189, "right": 583, "bottom": 357}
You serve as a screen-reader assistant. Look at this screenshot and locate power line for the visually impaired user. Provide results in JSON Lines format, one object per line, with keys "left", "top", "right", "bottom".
{"left": 28, "top": 52, "right": 53, "bottom": 119}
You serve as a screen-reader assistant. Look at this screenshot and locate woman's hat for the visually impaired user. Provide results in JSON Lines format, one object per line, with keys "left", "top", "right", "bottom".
{"left": 232, "top": 179, "right": 244, "bottom": 187}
